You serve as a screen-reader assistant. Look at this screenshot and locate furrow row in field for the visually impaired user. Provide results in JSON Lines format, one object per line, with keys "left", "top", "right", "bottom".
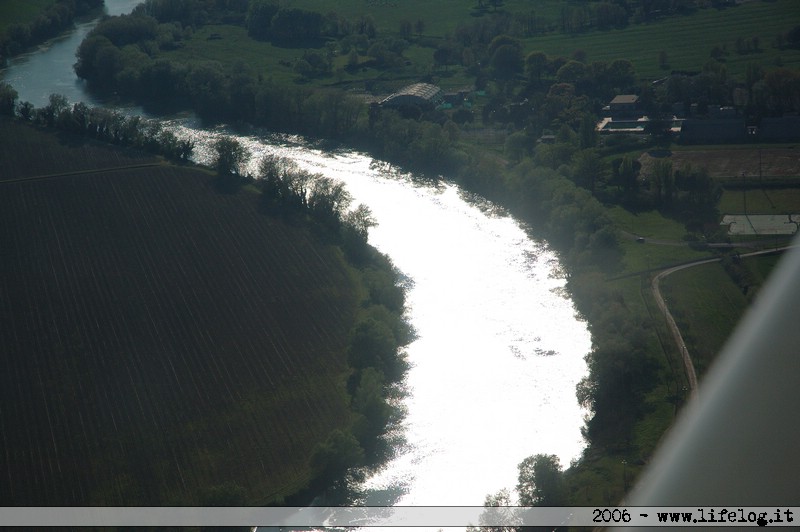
{"left": 2, "top": 186, "right": 49, "bottom": 501}
{"left": 1, "top": 157, "right": 358, "bottom": 504}
{"left": 528, "top": 0, "right": 800, "bottom": 78}
{"left": 38, "top": 180, "right": 120, "bottom": 503}
{"left": 0, "top": 125, "right": 157, "bottom": 181}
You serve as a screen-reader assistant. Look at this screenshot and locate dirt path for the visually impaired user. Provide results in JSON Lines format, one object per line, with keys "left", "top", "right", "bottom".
{"left": 650, "top": 246, "right": 796, "bottom": 398}
{"left": 651, "top": 260, "right": 715, "bottom": 397}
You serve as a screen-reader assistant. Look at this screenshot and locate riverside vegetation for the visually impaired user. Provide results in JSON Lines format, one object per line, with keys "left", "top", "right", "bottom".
{"left": 3, "top": 0, "right": 800, "bottom": 512}
{"left": 0, "top": 113, "right": 410, "bottom": 507}
{"left": 0, "top": 0, "right": 105, "bottom": 60}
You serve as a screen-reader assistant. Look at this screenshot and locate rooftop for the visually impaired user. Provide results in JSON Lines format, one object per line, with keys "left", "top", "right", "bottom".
{"left": 392, "top": 83, "right": 442, "bottom": 100}
{"left": 380, "top": 83, "right": 444, "bottom": 107}
{"left": 610, "top": 94, "right": 639, "bottom": 105}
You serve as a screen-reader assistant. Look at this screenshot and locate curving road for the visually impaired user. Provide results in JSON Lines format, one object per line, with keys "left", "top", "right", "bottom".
{"left": 650, "top": 246, "right": 796, "bottom": 398}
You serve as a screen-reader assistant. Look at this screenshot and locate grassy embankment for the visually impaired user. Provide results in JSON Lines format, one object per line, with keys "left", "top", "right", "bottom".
{"left": 0, "top": 118, "right": 379, "bottom": 505}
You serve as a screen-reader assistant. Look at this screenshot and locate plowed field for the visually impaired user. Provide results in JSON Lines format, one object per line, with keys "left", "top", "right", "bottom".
{"left": 0, "top": 121, "right": 359, "bottom": 505}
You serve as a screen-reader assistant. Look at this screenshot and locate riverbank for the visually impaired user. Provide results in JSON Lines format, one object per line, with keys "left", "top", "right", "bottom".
{"left": 7, "top": 0, "right": 797, "bottom": 510}
{"left": 0, "top": 0, "right": 104, "bottom": 63}
{"left": 54, "top": 3, "right": 675, "bottom": 505}
{"left": 0, "top": 116, "right": 411, "bottom": 506}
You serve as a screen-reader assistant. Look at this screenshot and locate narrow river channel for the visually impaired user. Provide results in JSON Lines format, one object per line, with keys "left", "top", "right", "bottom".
{"left": 1, "top": 0, "right": 591, "bottom": 515}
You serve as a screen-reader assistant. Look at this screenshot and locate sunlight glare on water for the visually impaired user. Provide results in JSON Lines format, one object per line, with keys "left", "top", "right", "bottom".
{"left": 178, "top": 127, "right": 591, "bottom": 508}
{"left": 1, "top": 0, "right": 592, "bottom": 511}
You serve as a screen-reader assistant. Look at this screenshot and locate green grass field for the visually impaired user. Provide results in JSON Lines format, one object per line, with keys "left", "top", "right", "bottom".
{"left": 524, "top": 0, "right": 800, "bottom": 80}
{"left": 162, "top": 23, "right": 433, "bottom": 92}
{"left": 150, "top": 0, "right": 558, "bottom": 94}
{"left": 150, "top": 0, "right": 800, "bottom": 103}
{"left": 660, "top": 261, "right": 747, "bottom": 376}
{"left": 288, "top": 0, "right": 568, "bottom": 38}
{"left": 168, "top": 24, "right": 301, "bottom": 85}
{"left": 659, "top": 252, "right": 781, "bottom": 377}
{"left": 608, "top": 206, "right": 692, "bottom": 240}
{"left": 720, "top": 188, "right": 800, "bottom": 214}
{"left": 618, "top": 238, "right": 710, "bottom": 274}
{"left": 288, "top": 0, "right": 800, "bottom": 83}
{"left": 0, "top": 0, "right": 56, "bottom": 33}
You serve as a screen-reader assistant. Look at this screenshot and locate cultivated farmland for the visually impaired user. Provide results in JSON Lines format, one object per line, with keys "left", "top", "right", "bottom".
{"left": 0, "top": 122, "right": 160, "bottom": 180}
{"left": 0, "top": 120, "right": 361, "bottom": 505}
{"left": 667, "top": 147, "right": 800, "bottom": 182}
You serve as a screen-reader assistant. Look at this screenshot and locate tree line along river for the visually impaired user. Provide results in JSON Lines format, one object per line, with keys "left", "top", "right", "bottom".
{"left": 0, "top": 0, "right": 590, "bottom": 517}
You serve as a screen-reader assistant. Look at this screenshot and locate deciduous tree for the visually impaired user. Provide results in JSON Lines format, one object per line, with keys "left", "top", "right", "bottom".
{"left": 309, "top": 429, "right": 365, "bottom": 486}
{"left": 213, "top": 136, "right": 249, "bottom": 177}
{"left": 344, "top": 204, "right": 377, "bottom": 240}
{"left": 0, "top": 83, "right": 18, "bottom": 116}
{"left": 245, "top": 0, "right": 278, "bottom": 40}
{"left": 525, "top": 51, "right": 548, "bottom": 82}
{"left": 491, "top": 44, "right": 522, "bottom": 80}
{"left": 516, "top": 454, "right": 567, "bottom": 506}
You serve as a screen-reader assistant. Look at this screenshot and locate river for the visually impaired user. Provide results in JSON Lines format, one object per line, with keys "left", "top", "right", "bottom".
{"left": 1, "top": 0, "right": 591, "bottom": 520}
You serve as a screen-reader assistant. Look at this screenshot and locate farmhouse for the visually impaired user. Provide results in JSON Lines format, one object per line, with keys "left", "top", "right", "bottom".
{"left": 596, "top": 94, "right": 668, "bottom": 135}
{"left": 609, "top": 94, "right": 639, "bottom": 118}
{"left": 380, "top": 83, "right": 444, "bottom": 110}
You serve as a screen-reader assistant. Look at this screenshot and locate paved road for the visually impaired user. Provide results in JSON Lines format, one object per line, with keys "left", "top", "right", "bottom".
{"left": 649, "top": 246, "right": 796, "bottom": 398}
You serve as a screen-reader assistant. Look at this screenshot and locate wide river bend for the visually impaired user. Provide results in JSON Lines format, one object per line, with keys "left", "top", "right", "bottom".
{"left": 1, "top": 0, "right": 591, "bottom": 518}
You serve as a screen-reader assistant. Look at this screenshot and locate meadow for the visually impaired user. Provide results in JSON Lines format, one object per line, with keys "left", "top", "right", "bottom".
{"left": 284, "top": 0, "right": 568, "bottom": 38}
{"left": 660, "top": 261, "right": 747, "bottom": 375}
{"left": 265, "top": 0, "right": 800, "bottom": 82}
{"left": 524, "top": 0, "right": 800, "bottom": 80}
{"left": 660, "top": 253, "right": 781, "bottom": 375}
{"left": 147, "top": 0, "right": 800, "bottom": 124}
{"left": 0, "top": 120, "right": 362, "bottom": 505}
{"left": 720, "top": 188, "right": 800, "bottom": 213}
